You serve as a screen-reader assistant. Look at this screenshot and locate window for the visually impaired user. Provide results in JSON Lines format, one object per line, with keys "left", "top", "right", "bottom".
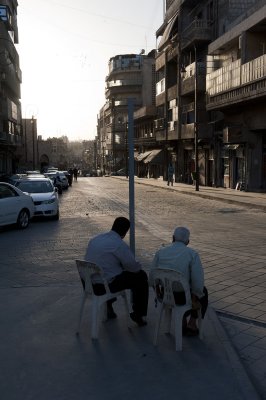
{"left": 0, "top": 6, "right": 11, "bottom": 24}
{"left": 0, "top": 185, "right": 15, "bottom": 198}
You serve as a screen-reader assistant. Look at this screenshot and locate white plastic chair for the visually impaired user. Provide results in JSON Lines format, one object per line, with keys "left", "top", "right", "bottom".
{"left": 149, "top": 268, "right": 203, "bottom": 351}
{"left": 75, "top": 259, "right": 130, "bottom": 339}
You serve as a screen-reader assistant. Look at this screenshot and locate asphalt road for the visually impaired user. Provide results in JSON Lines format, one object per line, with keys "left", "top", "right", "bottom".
{"left": 1, "top": 177, "right": 265, "bottom": 323}
{"left": 1, "top": 177, "right": 265, "bottom": 398}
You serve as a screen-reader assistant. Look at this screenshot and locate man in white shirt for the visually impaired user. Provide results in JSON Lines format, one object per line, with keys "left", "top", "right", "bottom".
{"left": 85, "top": 217, "right": 148, "bottom": 326}
{"left": 151, "top": 226, "right": 208, "bottom": 335}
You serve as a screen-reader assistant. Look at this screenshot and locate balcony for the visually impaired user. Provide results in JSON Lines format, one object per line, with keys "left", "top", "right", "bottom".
{"left": 167, "top": 84, "right": 177, "bottom": 100}
{"left": 108, "top": 60, "right": 142, "bottom": 78}
{"left": 156, "top": 78, "right": 165, "bottom": 96}
{"left": 181, "top": 62, "right": 206, "bottom": 95}
{"left": 168, "top": 121, "right": 177, "bottom": 131}
{"left": 155, "top": 52, "right": 166, "bottom": 71}
{"left": 155, "top": 130, "right": 166, "bottom": 141}
{"left": 0, "top": 132, "right": 21, "bottom": 145}
{"left": 154, "top": 118, "right": 165, "bottom": 130}
{"left": 134, "top": 135, "right": 157, "bottom": 147}
{"left": 105, "top": 79, "right": 142, "bottom": 97}
{"left": 180, "top": 123, "right": 212, "bottom": 140}
{"left": 181, "top": 19, "right": 212, "bottom": 50}
{"left": 206, "top": 55, "right": 266, "bottom": 110}
{"left": 107, "top": 78, "right": 142, "bottom": 88}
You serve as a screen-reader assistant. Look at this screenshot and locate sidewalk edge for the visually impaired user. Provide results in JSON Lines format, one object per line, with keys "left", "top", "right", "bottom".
{"left": 208, "top": 307, "right": 261, "bottom": 400}
{"left": 113, "top": 177, "right": 266, "bottom": 212}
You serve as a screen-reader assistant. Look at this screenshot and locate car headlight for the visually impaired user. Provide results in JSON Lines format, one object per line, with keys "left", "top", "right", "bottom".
{"left": 43, "top": 198, "right": 56, "bottom": 204}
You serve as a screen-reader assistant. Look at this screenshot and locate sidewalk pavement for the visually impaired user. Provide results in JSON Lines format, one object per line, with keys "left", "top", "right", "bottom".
{"left": 0, "top": 285, "right": 261, "bottom": 400}
{"left": 114, "top": 176, "right": 266, "bottom": 212}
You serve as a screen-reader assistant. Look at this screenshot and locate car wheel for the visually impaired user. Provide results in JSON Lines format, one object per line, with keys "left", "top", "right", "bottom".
{"left": 17, "top": 209, "right": 30, "bottom": 229}
{"left": 54, "top": 210, "right": 59, "bottom": 220}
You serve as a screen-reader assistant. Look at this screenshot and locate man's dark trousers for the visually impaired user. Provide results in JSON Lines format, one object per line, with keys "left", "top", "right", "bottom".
{"left": 109, "top": 270, "right": 149, "bottom": 317}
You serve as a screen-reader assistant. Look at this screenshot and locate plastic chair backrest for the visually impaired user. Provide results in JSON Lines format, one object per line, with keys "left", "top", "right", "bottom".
{"left": 76, "top": 260, "right": 110, "bottom": 296}
{"left": 150, "top": 268, "right": 192, "bottom": 308}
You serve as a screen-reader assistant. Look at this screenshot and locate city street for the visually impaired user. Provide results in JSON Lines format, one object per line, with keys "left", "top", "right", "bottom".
{"left": 0, "top": 177, "right": 265, "bottom": 399}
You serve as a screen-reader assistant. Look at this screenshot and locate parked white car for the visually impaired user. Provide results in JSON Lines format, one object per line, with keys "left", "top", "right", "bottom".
{"left": 0, "top": 182, "right": 35, "bottom": 229}
{"left": 14, "top": 177, "right": 60, "bottom": 220}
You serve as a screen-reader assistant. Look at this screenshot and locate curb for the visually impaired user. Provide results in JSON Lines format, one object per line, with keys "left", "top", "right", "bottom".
{"left": 209, "top": 308, "right": 261, "bottom": 400}
{"left": 112, "top": 177, "right": 266, "bottom": 212}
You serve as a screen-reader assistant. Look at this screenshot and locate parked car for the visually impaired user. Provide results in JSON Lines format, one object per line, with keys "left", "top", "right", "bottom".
{"left": 14, "top": 177, "right": 60, "bottom": 220}
{"left": 44, "top": 172, "right": 68, "bottom": 191}
{"left": 0, "top": 182, "right": 35, "bottom": 229}
{"left": 62, "top": 171, "right": 73, "bottom": 186}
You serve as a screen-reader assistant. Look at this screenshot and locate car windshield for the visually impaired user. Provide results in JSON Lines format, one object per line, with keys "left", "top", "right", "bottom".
{"left": 16, "top": 180, "right": 54, "bottom": 193}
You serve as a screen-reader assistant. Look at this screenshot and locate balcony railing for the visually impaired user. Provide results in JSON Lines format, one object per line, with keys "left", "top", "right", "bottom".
{"left": 0, "top": 132, "right": 21, "bottom": 144}
{"left": 107, "top": 79, "right": 142, "bottom": 88}
{"left": 181, "top": 19, "right": 212, "bottom": 49}
{"left": 206, "top": 55, "right": 266, "bottom": 109}
{"left": 154, "top": 118, "right": 165, "bottom": 130}
{"left": 168, "top": 121, "right": 177, "bottom": 131}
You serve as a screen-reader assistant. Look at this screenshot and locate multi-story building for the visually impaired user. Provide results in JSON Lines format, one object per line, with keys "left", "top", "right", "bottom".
{"left": 19, "top": 117, "right": 38, "bottom": 171}
{"left": 38, "top": 136, "right": 70, "bottom": 171}
{"left": 206, "top": 0, "right": 266, "bottom": 191}
{"left": 155, "top": 0, "right": 265, "bottom": 190}
{"left": 0, "top": 0, "right": 22, "bottom": 178}
{"left": 97, "top": 51, "right": 160, "bottom": 176}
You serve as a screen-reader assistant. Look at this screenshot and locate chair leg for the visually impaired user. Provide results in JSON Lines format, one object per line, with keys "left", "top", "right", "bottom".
{"left": 153, "top": 303, "right": 164, "bottom": 346}
{"left": 164, "top": 308, "right": 172, "bottom": 334}
{"left": 173, "top": 309, "right": 183, "bottom": 351}
{"left": 101, "top": 302, "right": 108, "bottom": 322}
{"left": 91, "top": 297, "right": 100, "bottom": 339}
{"left": 76, "top": 294, "right": 87, "bottom": 334}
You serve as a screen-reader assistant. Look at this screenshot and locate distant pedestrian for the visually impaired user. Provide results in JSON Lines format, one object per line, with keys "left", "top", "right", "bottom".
{"left": 167, "top": 162, "right": 174, "bottom": 186}
{"left": 73, "top": 167, "right": 78, "bottom": 181}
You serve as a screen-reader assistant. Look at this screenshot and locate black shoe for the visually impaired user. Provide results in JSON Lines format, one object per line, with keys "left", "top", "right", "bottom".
{"left": 107, "top": 306, "right": 117, "bottom": 319}
{"left": 130, "top": 312, "right": 147, "bottom": 327}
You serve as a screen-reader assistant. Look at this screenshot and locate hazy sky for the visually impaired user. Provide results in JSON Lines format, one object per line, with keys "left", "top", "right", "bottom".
{"left": 18, "top": 0, "right": 163, "bottom": 141}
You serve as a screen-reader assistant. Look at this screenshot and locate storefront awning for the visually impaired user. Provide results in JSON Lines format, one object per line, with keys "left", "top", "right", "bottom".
{"left": 143, "top": 149, "right": 163, "bottom": 164}
{"left": 134, "top": 151, "right": 152, "bottom": 162}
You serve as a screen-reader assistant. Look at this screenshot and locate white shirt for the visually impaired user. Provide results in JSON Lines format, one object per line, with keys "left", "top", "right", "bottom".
{"left": 151, "top": 241, "right": 204, "bottom": 298}
{"left": 84, "top": 230, "right": 141, "bottom": 282}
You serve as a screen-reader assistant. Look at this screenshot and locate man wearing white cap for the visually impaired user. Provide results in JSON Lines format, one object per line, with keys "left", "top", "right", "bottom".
{"left": 151, "top": 226, "right": 208, "bottom": 336}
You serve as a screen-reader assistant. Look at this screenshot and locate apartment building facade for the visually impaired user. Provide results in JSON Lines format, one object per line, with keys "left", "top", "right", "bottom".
{"left": 0, "top": 0, "right": 22, "bottom": 178}
{"left": 206, "top": 1, "right": 266, "bottom": 191}
{"left": 97, "top": 51, "right": 161, "bottom": 177}
{"left": 155, "top": 0, "right": 265, "bottom": 190}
